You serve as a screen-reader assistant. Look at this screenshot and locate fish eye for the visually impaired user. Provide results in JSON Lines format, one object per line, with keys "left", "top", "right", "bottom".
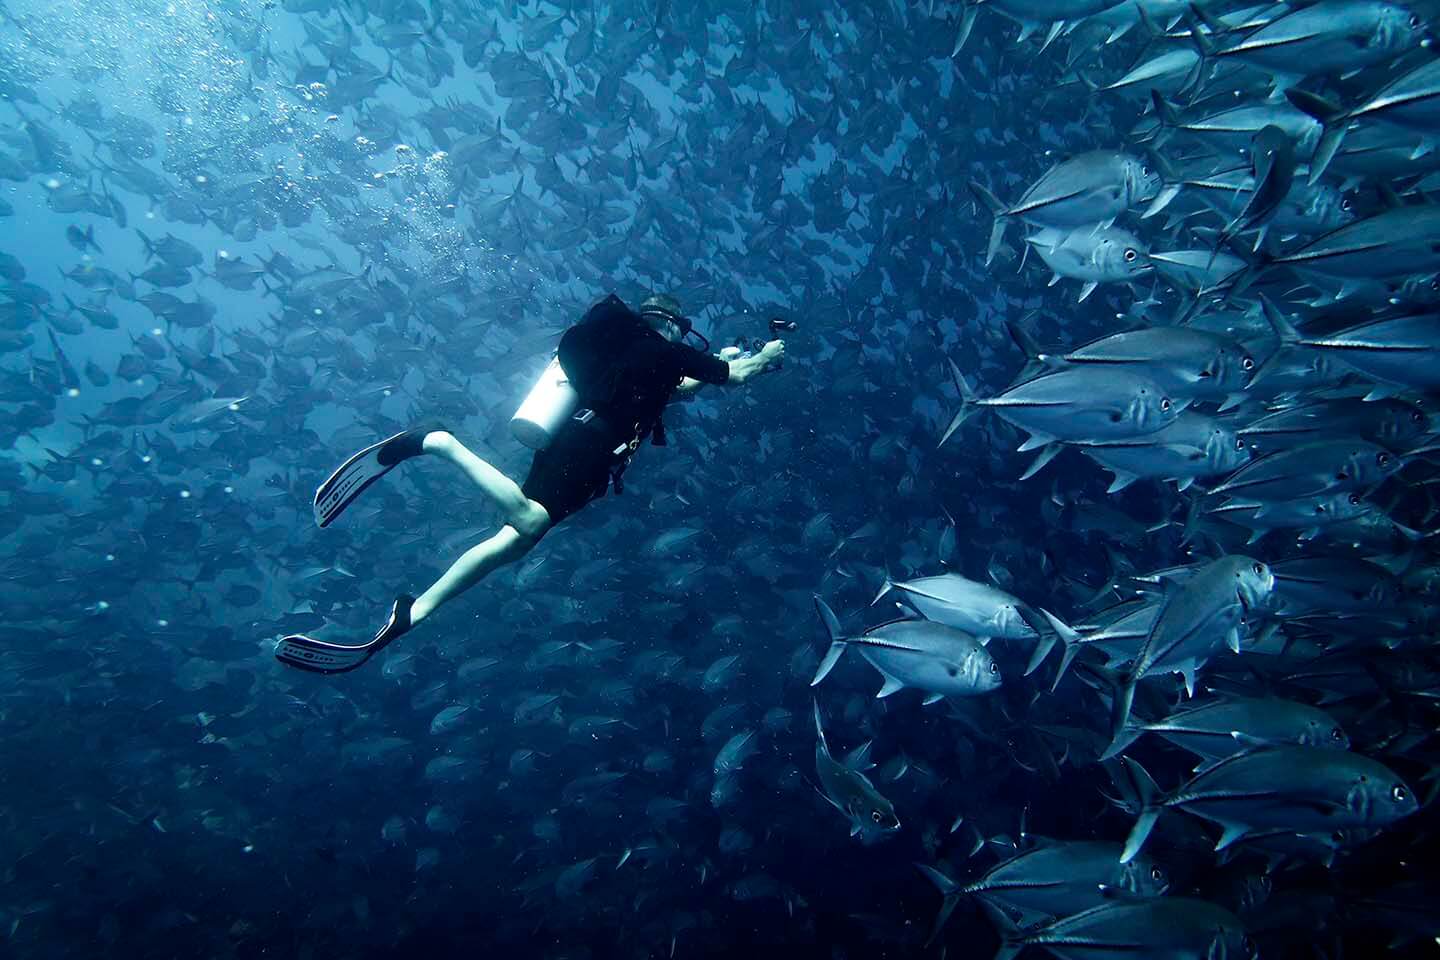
{"left": 1123, "top": 248, "right": 1138, "bottom": 262}
{"left": 1349, "top": 493, "right": 1362, "bottom": 505}
{"left": 1235, "top": 438, "right": 1246, "bottom": 450}
{"left": 1393, "top": 784, "right": 1408, "bottom": 802}
{"left": 1141, "top": 165, "right": 1150, "bottom": 175}
{"left": 1316, "top": 503, "right": 1327, "bottom": 514}
{"left": 1150, "top": 865, "right": 1164, "bottom": 882}
{"left": 871, "top": 810, "right": 884, "bottom": 823}
{"left": 1412, "top": 409, "right": 1426, "bottom": 423}
{"left": 1252, "top": 562, "right": 1264, "bottom": 575}
{"left": 1242, "top": 356, "right": 1255, "bottom": 370}
{"left": 1377, "top": 452, "right": 1391, "bottom": 466}
{"left": 946, "top": 665, "right": 959, "bottom": 677}
{"left": 989, "top": 661, "right": 1000, "bottom": 674}
{"left": 1161, "top": 398, "right": 1172, "bottom": 411}
{"left": 1341, "top": 197, "right": 1353, "bottom": 211}
{"left": 1331, "top": 727, "right": 1345, "bottom": 742}
{"left": 1410, "top": 13, "right": 1421, "bottom": 27}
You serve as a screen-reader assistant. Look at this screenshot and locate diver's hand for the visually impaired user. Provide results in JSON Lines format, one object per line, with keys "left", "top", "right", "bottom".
{"left": 760, "top": 339, "right": 785, "bottom": 371}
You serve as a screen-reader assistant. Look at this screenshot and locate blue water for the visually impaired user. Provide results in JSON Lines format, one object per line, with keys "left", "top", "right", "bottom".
{"left": 2, "top": 0, "right": 1437, "bottom": 957}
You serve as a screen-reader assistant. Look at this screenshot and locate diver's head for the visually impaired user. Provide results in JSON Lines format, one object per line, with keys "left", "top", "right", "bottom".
{"left": 640, "top": 293, "right": 688, "bottom": 343}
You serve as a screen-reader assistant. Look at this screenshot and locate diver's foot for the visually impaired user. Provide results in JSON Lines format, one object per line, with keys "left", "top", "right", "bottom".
{"left": 312, "top": 423, "right": 447, "bottom": 527}
{"left": 377, "top": 422, "right": 447, "bottom": 467}
{"left": 373, "top": 594, "right": 415, "bottom": 650}
{"left": 273, "top": 595, "right": 415, "bottom": 674}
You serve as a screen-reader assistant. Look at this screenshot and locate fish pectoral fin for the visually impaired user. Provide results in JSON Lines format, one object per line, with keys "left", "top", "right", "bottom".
{"left": 1214, "top": 820, "right": 1252, "bottom": 851}
{"left": 1078, "top": 281, "right": 1098, "bottom": 303}
{"left": 922, "top": 692, "right": 945, "bottom": 706}
{"left": 876, "top": 674, "right": 906, "bottom": 698}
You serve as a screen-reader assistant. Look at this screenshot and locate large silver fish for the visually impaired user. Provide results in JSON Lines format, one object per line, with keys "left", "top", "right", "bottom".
{"left": 917, "top": 840, "right": 1169, "bottom": 943}
{"left": 1074, "top": 411, "right": 1251, "bottom": 493}
{"left": 1203, "top": 0, "right": 1425, "bottom": 78}
{"left": 947, "top": 365, "right": 1186, "bottom": 451}
{"left": 1105, "top": 695, "right": 1349, "bottom": 764}
{"left": 1011, "top": 322, "right": 1255, "bottom": 404}
{"left": 811, "top": 596, "right": 1002, "bottom": 701}
{"left": 1111, "top": 555, "right": 1275, "bottom": 739}
{"left": 971, "top": 151, "right": 1160, "bottom": 266}
{"left": 1118, "top": 748, "right": 1417, "bottom": 862}
{"left": 989, "top": 897, "right": 1251, "bottom": 960}
{"left": 1207, "top": 437, "right": 1403, "bottom": 500}
{"left": 1023, "top": 224, "right": 1152, "bottom": 302}
{"left": 1290, "top": 54, "right": 1440, "bottom": 180}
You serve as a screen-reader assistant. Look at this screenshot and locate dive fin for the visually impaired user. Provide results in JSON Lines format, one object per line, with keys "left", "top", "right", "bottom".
{"left": 313, "top": 427, "right": 432, "bottom": 528}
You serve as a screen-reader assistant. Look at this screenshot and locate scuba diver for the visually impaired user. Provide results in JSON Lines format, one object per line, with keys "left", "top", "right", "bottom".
{"left": 275, "top": 293, "right": 787, "bottom": 673}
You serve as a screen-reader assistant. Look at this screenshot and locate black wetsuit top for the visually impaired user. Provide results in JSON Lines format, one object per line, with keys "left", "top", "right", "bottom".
{"left": 521, "top": 296, "right": 730, "bottom": 526}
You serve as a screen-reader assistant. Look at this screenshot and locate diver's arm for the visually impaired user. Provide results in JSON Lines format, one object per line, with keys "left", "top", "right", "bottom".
{"left": 676, "top": 340, "right": 786, "bottom": 397}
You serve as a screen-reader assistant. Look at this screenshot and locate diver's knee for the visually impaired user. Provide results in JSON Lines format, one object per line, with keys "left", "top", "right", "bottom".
{"left": 512, "top": 500, "right": 551, "bottom": 542}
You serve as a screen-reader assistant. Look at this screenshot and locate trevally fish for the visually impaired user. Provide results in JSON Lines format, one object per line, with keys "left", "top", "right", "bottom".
{"left": 1266, "top": 305, "right": 1440, "bottom": 394}
{"left": 1238, "top": 397, "right": 1430, "bottom": 452}
{"left": 1289, "top": 55, "right": 1440, "bottom": 180}
{"left": 988, "top": 897, "right": 1251, "bottom": 960}
{"left": 1110, "top": 555, "right": 1275, "bottom": 740}
{"left": 1106, "top": 696, "right": 1350, "bottom": 765}
{"left": 812, "top": 700, "right": 900, "bottom": 843}
{"left": 811, "top": 596, "right": 1002, "bottom": 702}
{"left": 1197, "top": 0, "right": 1425, "bottom": 79}
{"left": 1023, "top": 224, "right": 1152, "bottom": 302}
{"left": 970, "top": 151, "right": 1160, "bottom": 266}
{"left": 917, "top": 840, "right": 1169, "bottom": 943}
{"left": 946, "top": 365, "right": 1186, "bottom": 454}
{"left": 1117, "top": 747, "right": 1417, "bottom": 862}
{"left": 1206, "top": 437, "right": 1403, "bottom": 501}
{"left": 1073, "top": 410, "right": 1251, "bottom": 493}
{"left": 1011, "top": 322, "right": 1255, "bottom": 404}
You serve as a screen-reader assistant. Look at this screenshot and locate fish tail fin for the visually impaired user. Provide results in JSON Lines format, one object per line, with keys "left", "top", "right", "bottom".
{"left": 978, "top": 899, "right": 1025, "bottom": 960}
{"left": 1031, "top": 607, "right": 1081, "bottom": 689}
{"left": 1284, "top": 89, "right": 1349, "bottom": 184}
{"left": 952, "top": 3, "right": 979, "bottom": 55}
{"left": 811, "top": 596, "right": 848, "bottom": 686}
{"left": 1145, "top": 89, "right": 1179, "bottom": 149}
{"left": 1247, "top": 295, "right": 1301, "bottom": 391}
{"left": 1005, "top": 314, "right": 1053, "bottom": 367}
{"left": 1099, "top": 721, "right": 1145, "bottom": 760}
{"left": 1116, "top": 756, "right": 1164, "bottom": 863}
{"left": 1141, "top": 147, "right": 1181, "bottom": 219}
{"left": 1110, "top": 669, "right": 1139, "bottom": 745}
{"left": 940, "top": 361, "right": 978, "bottom": 447}
{"left": 968, "top": 180, "right": 1008, "bottom": 267}
{"left": 135, "top": 228, "right": 155, "bottom": 261}
{"left": 870, "top": 574, "right": 896, "bottom": 608}
{"left": 915, "top": 863, "right": 964, "bottom": 946}
{"left": 811, "top": 698, "right": 830, "bottom": 756}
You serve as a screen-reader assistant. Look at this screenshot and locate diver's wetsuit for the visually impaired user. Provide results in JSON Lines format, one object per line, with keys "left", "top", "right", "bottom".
{"left": 521, "top": 296, "right": 730, "bottom": 526}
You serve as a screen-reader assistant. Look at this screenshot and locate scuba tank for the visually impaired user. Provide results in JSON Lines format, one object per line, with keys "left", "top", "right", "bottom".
{"left": 510, "top": 355, "right": 579, "bottom": 450}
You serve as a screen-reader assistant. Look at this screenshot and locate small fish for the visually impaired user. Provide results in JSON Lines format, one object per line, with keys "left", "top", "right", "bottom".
{"left": 813, "top": 700, "right": 900, "bottom": 843}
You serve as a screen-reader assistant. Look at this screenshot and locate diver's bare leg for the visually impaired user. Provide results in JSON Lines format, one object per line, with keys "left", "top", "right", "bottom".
{"left": 421, "top": 430, "right": 551, "bottom": 540}
{"left": 410, "top": 525, "right": 537, "bottom": 625}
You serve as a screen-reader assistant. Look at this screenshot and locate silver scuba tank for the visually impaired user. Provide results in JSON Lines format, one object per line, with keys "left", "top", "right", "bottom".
{"left": 510, "top": 356, "right": 579, "bottom": 450}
